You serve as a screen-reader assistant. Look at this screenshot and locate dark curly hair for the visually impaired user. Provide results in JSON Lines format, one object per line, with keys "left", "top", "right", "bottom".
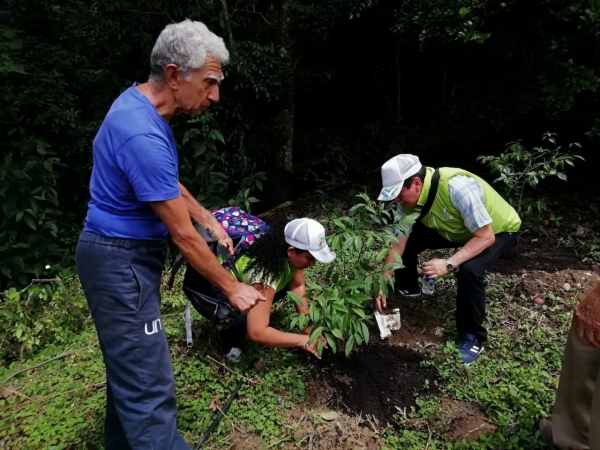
{"left": 243, "top": 220, "right": 307, "bottom": 285}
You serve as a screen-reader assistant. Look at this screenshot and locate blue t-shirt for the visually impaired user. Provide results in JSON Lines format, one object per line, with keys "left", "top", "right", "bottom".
{"left": 83, "top": 85, "right": 180, "bottom": 240}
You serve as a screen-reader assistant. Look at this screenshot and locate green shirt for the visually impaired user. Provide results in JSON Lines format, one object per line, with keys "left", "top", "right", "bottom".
{"left": 232, "top": 254, "right": 296, "bottom": 293}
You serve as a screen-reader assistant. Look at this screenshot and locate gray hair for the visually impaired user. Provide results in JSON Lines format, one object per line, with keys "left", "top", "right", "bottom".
{"left": 149, "top": 19, "right": 229, "bottom": 83}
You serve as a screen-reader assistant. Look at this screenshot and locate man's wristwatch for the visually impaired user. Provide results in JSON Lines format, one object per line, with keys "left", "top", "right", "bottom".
{"left": 446, "top": 259, "right": 455, "bottom": 272}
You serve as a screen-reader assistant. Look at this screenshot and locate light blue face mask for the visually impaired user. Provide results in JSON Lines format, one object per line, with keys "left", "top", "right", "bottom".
{"left": 379, "top": 185, "right": 400, "bottom": 201}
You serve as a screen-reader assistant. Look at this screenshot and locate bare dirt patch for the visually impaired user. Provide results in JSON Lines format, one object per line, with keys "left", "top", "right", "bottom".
{"left": 440, "top": 399, "right": 497, "bottom": 443}
{"left": 312, "top": 343, "right": 439, "bottom": 426}
{"left": 508, "top": 269, "right": 600, "bottom": 302}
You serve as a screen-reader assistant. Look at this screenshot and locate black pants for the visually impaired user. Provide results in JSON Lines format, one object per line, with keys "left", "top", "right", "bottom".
{"left": 218, "top": 289, "right": 289, "bottom": 350}
{"left": 394, "top": 222, "right": 517, "bottom": 342}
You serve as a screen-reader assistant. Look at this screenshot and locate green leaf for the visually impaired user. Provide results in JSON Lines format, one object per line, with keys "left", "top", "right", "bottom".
{"left": 193, "top": 143, "right": 207, "bottom": 157}
{"left": 24, "top": 215, "right": 36, "bottom": 230}
{"left": 348, "top": 203, "right": 365, "bottom": 215}
{"left": 317, "top": 339, "right": 324, "bottom": 357}
{"left": 332, "top": 303, "right": 348, "bottom": 313}
{"left": 345, "top": 336, "right": 355, "bottom": 357}
{"left": 13, "top": 257, "right": 24, "bottom": 270}
{"left": 309, "top": 326, "right": 324, "bottom": 345}
{"left": 332, "top": 328, "right": 344, "bottom": 340}
{"left": 361, "top": 322, "right": 370, "bottom": 343}
{"left": 354, "top": 236, "right": 362, "bottom": 252}
{"left": 33, "top": 262, "right": 43, "bottom": 278}
{"left": 15, "top": 211, "right": 23, "bottom": 222}
{"left": 333, "top": 218, "right": 347, "bottom": 231}
{"left": 324, "top": 333, "right": 337, "bottom": 354}
{"left": 0, "top": 309, "right": 14, "bottom": 319}
{"left": 331, "top": 273, "right": 340, "bottom": 284}
{"left": 360, "top": 261, "right": 372, "bottom": 273}
{"left": 364, "top": 275, "right": 373, "bottom": 295}
{"left": 210, "top": 129, "right": 225, "bottom": 144}
{"left": 287, "top": 291, "right": 304, "bottom": 306}
{"left": 382, "top": 262, "right": 404, "bottom": 271}
{"left": 352, "top": 307, "right": 367, "bottom": 319}
{"left": 459, "top": 7, "right": 471, "bottom": 17}
{"left": 309, "top": 302, "right": 316, "bottom": 322}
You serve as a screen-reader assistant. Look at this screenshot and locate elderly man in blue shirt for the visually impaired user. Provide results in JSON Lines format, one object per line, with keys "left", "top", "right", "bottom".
{"left": 76, "top": 20, "right": 265, "bottom": 450}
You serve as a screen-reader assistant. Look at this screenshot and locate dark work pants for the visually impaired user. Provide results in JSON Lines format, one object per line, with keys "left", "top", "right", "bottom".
{"left": 217, "top": 288, "right": 287, "bottom": 350}
{"left": 76, "top": 232, "right": 189, "bottom": 450}
{"left": 394, "top": 222, "right": 517, "bottom": 342}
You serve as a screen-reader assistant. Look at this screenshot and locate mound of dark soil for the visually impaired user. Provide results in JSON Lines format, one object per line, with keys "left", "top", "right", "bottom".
{"left": 314, "top": 343, "right": 439, "bottom": 425}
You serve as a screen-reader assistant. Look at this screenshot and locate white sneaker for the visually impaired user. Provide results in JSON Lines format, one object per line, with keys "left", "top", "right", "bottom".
{"left": 225, "top": 347, "right": 243, "bottom": 363}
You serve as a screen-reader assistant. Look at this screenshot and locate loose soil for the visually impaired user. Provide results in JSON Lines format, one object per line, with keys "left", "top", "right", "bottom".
{"left": 313, "top": 343, "right": 439, "bottom": 426}
{"left": 508, "top": 268, "right": 600, "bottom": 302}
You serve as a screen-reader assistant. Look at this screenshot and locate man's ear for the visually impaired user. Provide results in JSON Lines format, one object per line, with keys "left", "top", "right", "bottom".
{"left": 164, "top": 64, "right": 180, "bottom": 91}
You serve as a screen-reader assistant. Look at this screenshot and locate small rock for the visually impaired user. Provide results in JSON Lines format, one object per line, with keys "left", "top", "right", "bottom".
{"left": 362, "top": 427, "right": 372, "bottom": 438}
{"left": 576, "top": 225, "right": 586, "bottom": 236}
{"left": 432, "top": 327, "right": 444, "bottom": 337}
{"left": 319, "top": 411, "right": 339, "bottom": 421}
{"left": 563, "top": 283, "right": 571, "bottom": 291}
{"left": 577, "top": 283, "right": 582, "bottom": 288}
{"left": 587, "top": 272, "right": 593, "bottom": 276}
{"left": 533, "top": 297, "right": 545, "bottom": 306}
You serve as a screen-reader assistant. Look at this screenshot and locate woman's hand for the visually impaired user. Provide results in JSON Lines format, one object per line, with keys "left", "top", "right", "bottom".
{"left": 300, "top": 335, "right": 328, "bottom": 359}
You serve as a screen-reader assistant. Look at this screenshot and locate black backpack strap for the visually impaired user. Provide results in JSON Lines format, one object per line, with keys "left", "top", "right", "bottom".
{"left": 416, "top": 168, "right": 440, "bottom": 222}
{"left": 216, "top": 244, "right": 243, "bottom": 282}
{"left": 167, "top": 222, "right": 219, "bottom": 290}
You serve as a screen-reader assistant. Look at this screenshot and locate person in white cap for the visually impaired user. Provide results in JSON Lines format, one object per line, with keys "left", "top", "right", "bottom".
{"left": 376, "top": 154, "right": 521, "bottom": 365}
{"left": 211, "top": 219, "right": 336, "bottom": 362}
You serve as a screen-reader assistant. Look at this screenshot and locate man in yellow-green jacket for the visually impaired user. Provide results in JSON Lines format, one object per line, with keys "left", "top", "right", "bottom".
{"left": 375, "top": 154, "right": 521, "bottom": 365}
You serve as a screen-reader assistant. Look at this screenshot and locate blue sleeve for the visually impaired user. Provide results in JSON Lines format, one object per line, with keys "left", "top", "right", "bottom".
{"left": 448, "top": 176, "right": 492, "bottom": 233}
{"left": 115, "top": 134, "right": 181, "bottom": 202}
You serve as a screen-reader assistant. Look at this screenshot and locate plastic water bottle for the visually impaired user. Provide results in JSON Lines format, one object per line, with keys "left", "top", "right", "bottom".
{"left": 422, "top": 276, "right": 435, "bottom": 295}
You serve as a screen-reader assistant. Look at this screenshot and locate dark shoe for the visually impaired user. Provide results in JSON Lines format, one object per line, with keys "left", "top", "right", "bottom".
{"left": 457, "top": 333, "right": 484, "bottom": 365}
{"left": 388, "top": 285, "right": 422, "bottom": 298}
{"left": 535, "top": 418, "right": 557, "bottom": 449}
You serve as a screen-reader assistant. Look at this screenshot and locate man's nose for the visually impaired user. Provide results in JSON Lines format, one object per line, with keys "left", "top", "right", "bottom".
{"left": 207, "top": 85, "right": 220, "bottom": 103}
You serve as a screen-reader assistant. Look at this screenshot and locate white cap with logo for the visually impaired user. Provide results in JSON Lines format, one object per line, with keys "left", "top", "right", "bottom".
{"left": 284, "top": 218, "right": 336, "bottom": 264}
{"left": 377, "top": 154, "right": 423, "bottom": 201}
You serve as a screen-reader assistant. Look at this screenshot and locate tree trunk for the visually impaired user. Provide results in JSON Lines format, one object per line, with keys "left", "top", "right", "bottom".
{"left": 277, "top": 0, "right": 294, "bottom": 172}
{"left": 219, "top": 0, "right": 234, "bottom": 48}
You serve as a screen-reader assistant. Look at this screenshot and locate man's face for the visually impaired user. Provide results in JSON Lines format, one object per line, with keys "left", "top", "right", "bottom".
{"left": 394, "top": 178, "right": 422, "bottom": 208}
{"left": 174, "top": 56, "right": 223, "bottom": 115}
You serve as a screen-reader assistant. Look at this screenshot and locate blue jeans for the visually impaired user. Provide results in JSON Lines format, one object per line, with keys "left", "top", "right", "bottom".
{"left": 76, "top": 232, "right": 189, "bottom": 450}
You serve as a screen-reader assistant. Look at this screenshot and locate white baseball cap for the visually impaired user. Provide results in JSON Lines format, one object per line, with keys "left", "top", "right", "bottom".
{"left": 377, "top": 154, "right": 423, "bottom": 201}
{"left": 284, "top": 218, "right": 336, "bottom": 264}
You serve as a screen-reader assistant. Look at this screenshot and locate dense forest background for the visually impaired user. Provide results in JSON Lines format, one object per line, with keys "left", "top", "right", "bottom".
{"left": 2, "top": 0, "right": 600, "bottom": 289}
